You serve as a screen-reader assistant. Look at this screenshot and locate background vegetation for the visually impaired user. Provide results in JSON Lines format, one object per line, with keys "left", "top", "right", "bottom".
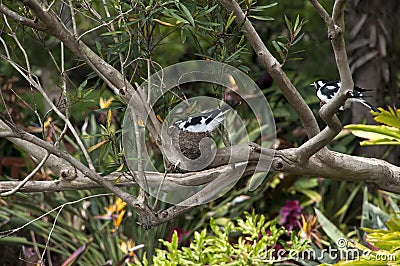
{"left": 0, "top": 0, "right": 399, "bottom": 265}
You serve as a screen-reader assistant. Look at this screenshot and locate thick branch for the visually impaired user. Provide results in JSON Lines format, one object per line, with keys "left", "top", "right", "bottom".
{"left": 1, "top": 1, "right": 163, "bottom": 141}
{"left": 0, "top": 0, "right": 398, "bottom": 231}
{"left": 0, "top": 166, "right": 249, "bottom": 193}
{"left": 309, "top": 0, "right": 335, "bottom": 39}
{"left": 0, "top": 174, "right": 135, "bottom": 193}
{"left": 0, "top": 120, "right": 159, "bottom": 227}
{"left": 0, "top": 3, "right": 47, "bottom": 30}
{"left": 294, "top": 0, "right": 351, "bottom": 161}
{"left": 219, "top": 0, "right": 320, "bottom": 138}
{"left": 2, "top": 141, "right": 399, "bottom": 195}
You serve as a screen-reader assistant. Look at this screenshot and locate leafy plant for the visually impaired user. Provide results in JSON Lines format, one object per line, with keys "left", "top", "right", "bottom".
{"left": 345, "top": 107, "right": 400, "bottom": 146}
{"left": 331, "top": 216, "right": 400, "bottom": 265}
{"left": 313, "top": 187, "right": 400, "bottom": 265}
{"left": 136, "top": 211, "right": 311, "bottom": 265}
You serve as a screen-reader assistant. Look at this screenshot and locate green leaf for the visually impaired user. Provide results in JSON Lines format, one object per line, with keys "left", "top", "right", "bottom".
{"left": 374, "top": 106, "right": 400, "bottom": 129}
{"left": 248, "top": 15, "right": 274, "bottom": 21}
{"left": 344, "top": 124, "right": 400, "bottom": 145}
{"left": 78, "top": 79, "right": 88, "bottom": 91}
{"left": 315, "top": 208, "right": 348, "bottom": 245}
{"left": 237, "top": 34, "right": 245, "bottom": 48}
{"left": 252, "top": 2, "right": 278, "bottom": 11}
{"left": 272, "top": 40, "right": 284, "bottom": 61}
{"left": 225, "top": 12, "right": 236, "bottom": 31}
{"left": 360, "top": 139, "right": 400, "bottom": 146}
{"left": 178, "top": 3, "right": 195, "bottom": 26}
{"left": 284, "top": 15, "right": 293, "bottom": 35}
{"left": 333, "top": 183, "right": 361, "bottom": 223}
{"left": 299, "top": 189, "right": 322, "bottom": 203}
{"left": 386, "top": 218, "right": 400, "bottom": 231}
{"left": 277, "top": 41, "right": 287, "bottom": 50}
{"left": 200, "top": 4, "right": 218, "bottom": 16}
{"left": 361, "top": 187, "right": 391, "bottom": 229}
{"left": 100, "top": 31, "right": 123, "bottom": 36}
{"left": 248, "top": 172, "right": 268, "bottom": 191}
{"left": 292, "top": 32, "right": 305, "bottom": 45}
{"left": 294, "top": 14, "right": 300, "bottom": 31}
{"left": 287, "top": 57, "right": 304, "bottom": 61}
{"left": 95, "top": 41, "right": 102, "bottom": 55}
{"left": 164, "top": 9, "right": 189, "bottom": 25}
{"left": 224, "top": 46, "right": 246, "bottom": 63}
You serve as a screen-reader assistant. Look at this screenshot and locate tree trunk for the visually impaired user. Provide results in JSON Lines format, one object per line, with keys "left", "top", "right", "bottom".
{"left": 346, "top": 0, "right": 400, "bottom": 163}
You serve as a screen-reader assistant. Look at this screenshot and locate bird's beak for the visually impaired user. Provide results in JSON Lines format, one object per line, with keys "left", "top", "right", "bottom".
{"left": 309, "top": 82, "right": 314, "bottom": 86}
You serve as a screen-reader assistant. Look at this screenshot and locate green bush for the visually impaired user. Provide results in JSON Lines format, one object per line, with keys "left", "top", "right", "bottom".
{"left": 135, "top": 211, "right": 311, "bottom": 265}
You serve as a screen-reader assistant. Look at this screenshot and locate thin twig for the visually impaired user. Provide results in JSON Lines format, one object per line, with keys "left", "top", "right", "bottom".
{"left": 40, "top": 204, "right": 63, "bottom": 264}
{"left": 153, "top": 170, "right": 168, "bottom": 209}
{"left": 77, "top": 8, "right": 134, "bottom": 40}
{"left": 0, "top": 41, "right": 95, "bottom": 170}
{"left": 68, "top": 0, "right": 77, "bottom": 36}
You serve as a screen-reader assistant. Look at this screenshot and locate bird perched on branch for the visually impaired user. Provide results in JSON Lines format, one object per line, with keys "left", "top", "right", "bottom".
{"left": 311, "top": 79, "right": 380, "bottom": 112}
{"left": 173, "top": 102, "right": 240, "bottom": 133}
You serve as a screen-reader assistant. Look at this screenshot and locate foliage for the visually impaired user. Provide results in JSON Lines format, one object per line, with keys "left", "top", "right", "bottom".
{"left": 0, "top": 191, "right": 170, "bottom": 265}
{"left": 0, "top": 0, "right": 397, "bottom": 264}
{"left": 272, "top": 14, "right": 307, "bottom": 65}
{"left": 135, "top": 211, "right": 310, "bottom": 265}
{"left": 345, "top": 107, "right": 400, "bottom": 146}
{"left": 312, "top": 187, "right": 400, "bottom": 265}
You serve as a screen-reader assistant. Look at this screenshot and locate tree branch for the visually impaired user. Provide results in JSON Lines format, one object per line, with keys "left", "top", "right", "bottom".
{"left": 0, "top": 3, "right": 47, "bottom": 30}
{"left": 294, "top": 0, "right": 352, "bottom": 160}
{"left": 219, "top": 0, "right": 320, "bottom": 139}
{"left": 1, "top": 0, "right": 399, "bottom": 231}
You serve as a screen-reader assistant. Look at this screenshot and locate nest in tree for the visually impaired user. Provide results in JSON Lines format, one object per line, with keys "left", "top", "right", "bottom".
{"left": 168, "top": 126, "right": 213, "bottom": 160}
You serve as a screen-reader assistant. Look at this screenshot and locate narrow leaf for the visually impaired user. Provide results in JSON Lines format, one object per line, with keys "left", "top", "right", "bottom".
{"left": 252, "top": 2, "right": 278, "bottom": 10}
{"left": 272, "top": 41, "right": 284, "bottom": 61}
{"left": 248, "top": 15, "right": 274, "bottom": 21}
{"left": 225, "top": 12, "right": 236, "bottom": 31}
{"left": 87, "top": 139, "right": 109, "bottom": 152}
{"left": 107, "top": 109, "right": 112, "bottom": 130}
{"left": 294, "top": 15, "right": 300, "bottom": 31}
{"left": 345, "top": 124, "right": 400, "bottom": 140}
{"left": 284, "top": 15, "right": 293, "bottom": 35}
{"left": 292, "top": 32, "right": 305, "bottom": 45}
{"left": 165, "top": 10, "right": 189, "bottom": 24}
{"left": 315, "top": 208, "right": 347, "bottom": 245}
{"left": 153, "top": 18, "right": 174, "bottom": 26}
{"left": 179, "top": 3, "right": 195, "bottom": 26}
{"left": 101, "top": 31, "right": 123, "bottom": 36}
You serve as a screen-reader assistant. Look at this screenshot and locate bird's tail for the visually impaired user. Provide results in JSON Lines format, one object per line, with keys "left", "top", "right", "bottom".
{"left": 355, "top": 99, "right": 380, "bottom": 113}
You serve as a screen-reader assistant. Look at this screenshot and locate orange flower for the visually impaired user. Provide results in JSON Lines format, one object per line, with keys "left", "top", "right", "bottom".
{"left": 95, "top": 198, "right": 127, "bottom": 232}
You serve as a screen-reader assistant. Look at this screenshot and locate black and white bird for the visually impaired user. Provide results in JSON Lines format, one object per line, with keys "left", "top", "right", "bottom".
{"left": 173, "top": 102, "right": 239, "bottom": 133}
{"left": 311, "top": 79, "right": 379, "bottom": 112}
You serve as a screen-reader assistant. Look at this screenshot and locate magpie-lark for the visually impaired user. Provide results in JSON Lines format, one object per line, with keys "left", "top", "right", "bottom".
{"left": 311, "top": 79, "right": 379, "bottom": 112}
{"left": 173, "top": 102, "right": 239, "bottom": 133}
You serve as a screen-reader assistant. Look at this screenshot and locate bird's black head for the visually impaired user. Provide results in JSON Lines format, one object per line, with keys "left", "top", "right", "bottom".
{"left": 310, "top": 79, "right": 328, "bottom": 90}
